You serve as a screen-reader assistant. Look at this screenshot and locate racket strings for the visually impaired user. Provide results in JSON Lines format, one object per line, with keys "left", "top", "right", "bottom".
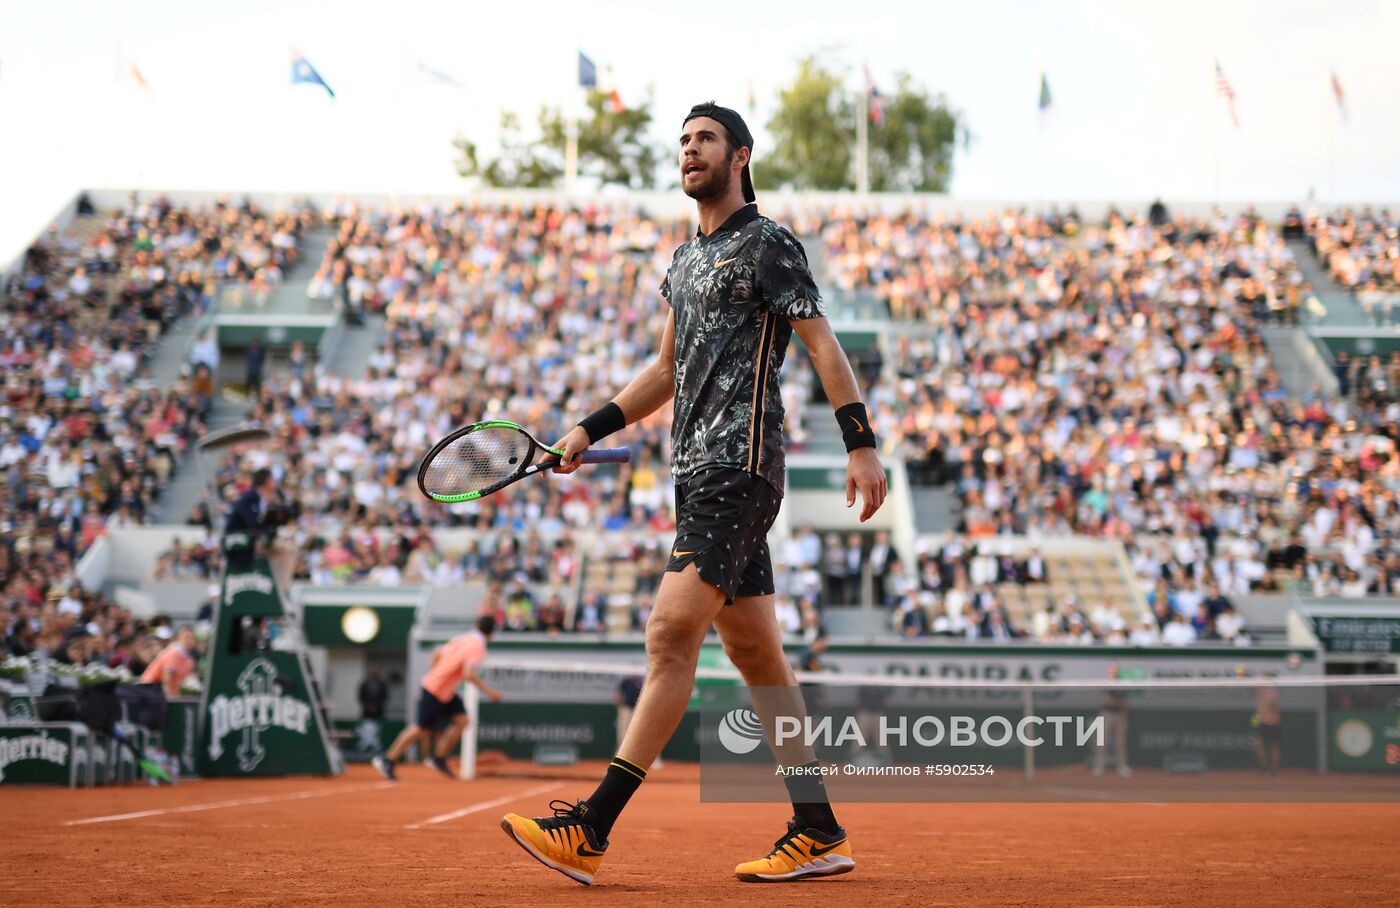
{"left": 422, "top": 428, "right": 531, "bottom": 495}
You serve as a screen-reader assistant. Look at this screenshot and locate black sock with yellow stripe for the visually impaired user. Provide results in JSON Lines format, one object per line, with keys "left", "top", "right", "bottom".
{"left": 581, "top": 756, "right": 646, "bottom": 841}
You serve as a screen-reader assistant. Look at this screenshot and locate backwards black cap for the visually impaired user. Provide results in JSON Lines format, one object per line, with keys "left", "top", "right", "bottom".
{"left": 683, "top": 102, "right": 756, "bottom": 204}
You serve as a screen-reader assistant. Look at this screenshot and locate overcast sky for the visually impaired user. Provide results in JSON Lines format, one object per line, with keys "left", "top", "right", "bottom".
{"left": 2, "top": 0, "right": 1398, "bottom": 262}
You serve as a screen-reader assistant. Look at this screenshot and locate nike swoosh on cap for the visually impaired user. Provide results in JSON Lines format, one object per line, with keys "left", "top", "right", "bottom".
{"left": 713, "top": 257, "right": 737, "bottom": 268}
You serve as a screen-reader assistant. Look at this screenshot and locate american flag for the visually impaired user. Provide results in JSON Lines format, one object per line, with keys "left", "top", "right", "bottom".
{"left": 1215, "top": 60, "right": 1239, "bottom": 128}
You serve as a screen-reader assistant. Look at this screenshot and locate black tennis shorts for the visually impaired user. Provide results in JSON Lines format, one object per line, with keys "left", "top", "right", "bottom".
{"left": 416, "top": 688, "right": 466, "bottom": 731}
{"left": 665, "top": 466, "right": 783, "bottom": 605}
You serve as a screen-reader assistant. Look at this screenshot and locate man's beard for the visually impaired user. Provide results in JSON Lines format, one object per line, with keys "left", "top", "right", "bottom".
{"left": 682, "top": 152, "right": 734, "bottom": 201}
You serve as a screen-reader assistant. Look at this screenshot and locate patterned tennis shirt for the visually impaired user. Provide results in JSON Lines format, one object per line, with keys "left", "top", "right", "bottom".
{"left": 660, "top": 203, "right": 826, "bottom": 494}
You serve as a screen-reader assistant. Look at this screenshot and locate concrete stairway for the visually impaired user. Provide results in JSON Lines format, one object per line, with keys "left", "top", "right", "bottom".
{"left": 1287, "top": 239, "right": 1370, "bottom": 327}
{"left": 799, "top": 232, "right": 887, "bottom": 321}
{"left": 146, "top": 313, "right": 203, "bottom": 387}
{"left": 910, "top": 483, "right": 961, "bottom": 535}
{"left": 155, "top": 391, "right": 247, "bottom": 524}
{"left": 802, "top": 411, "right": 850, "bottom": 456}
{"left": 1260, "top": 325, "right": 1341, "bottom": 402}
{"left": 323, "top": 314, "right": 385, "bottom": 379}
{"left": 153, "top": 227, "right": 334, "bottom": 523}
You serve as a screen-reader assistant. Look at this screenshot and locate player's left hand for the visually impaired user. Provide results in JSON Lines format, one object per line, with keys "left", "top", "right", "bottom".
{"left": 846, "top": 447, "right": 887, "bottom": 522}
{"left": 488, "top": 689, "right": 503, "bottom": 703}
{"left": 550, "top": 425, "right": 592, "bottom": 474}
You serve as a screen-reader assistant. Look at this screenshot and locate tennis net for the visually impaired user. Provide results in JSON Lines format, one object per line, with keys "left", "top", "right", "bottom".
{"left": 460, "top": 656, "right": 1400, "bottom": 802}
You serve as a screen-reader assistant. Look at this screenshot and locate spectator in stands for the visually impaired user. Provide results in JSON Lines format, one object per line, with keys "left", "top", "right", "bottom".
{"left": 573, "top": 593, "right": 604, "bottom": 634}
{"left": 867, "top": 531, "right": 896, "bottom": 606}
{"left": 1215, "top": 604, "right": 1247, "bottom": 643}
{"left": 843, "top": 533, "right": 866, "bottom": 603}
{"left": 190, "top": 328, "right": 220, "bottom": 374}
{"left": 774, "top": 596, "right": 802, "bottom": 635}
{"left": 822, "top": 533, "right": 848, "bottom": 605}
{"left": 536, "top": 593, "right": 566, "bottom": 635}
{"left": 1128, "top": 616, "right": 1160, "bottom": 647}
{"left": 980, "top": 605, "right": 1021, "bottom": 641}
{"left": 1161, "top": 613, "right": 1198, "bottom": 646}
{"left": 1190, "top": 603, "right": 1214, "bottom": 639}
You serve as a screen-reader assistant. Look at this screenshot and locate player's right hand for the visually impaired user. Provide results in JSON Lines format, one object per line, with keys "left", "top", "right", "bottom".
{"left": 551, "top": 425, "right": 592, "bottom": 474}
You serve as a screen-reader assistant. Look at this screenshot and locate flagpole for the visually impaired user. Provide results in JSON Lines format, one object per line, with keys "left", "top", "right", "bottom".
{"left": 1210, "top": 61, "right": 1220, "bottom": 207}
{"left": 1037, "top": 115, "right": 1045, "bottom": 216}
{"left": 565, "top": 110, "right": 579, "bottom": 195}
{"left": 1326, "top": 69, "right": 1336, "bottom": 202}
{"left": 565, "top": 55, "right": 580, "bottom": 195}
{"left": 1037, "top": 68, "right": 1045, "bottom": 216}
{"left": 856, "top": 75, "right": 869, "bottom": 197}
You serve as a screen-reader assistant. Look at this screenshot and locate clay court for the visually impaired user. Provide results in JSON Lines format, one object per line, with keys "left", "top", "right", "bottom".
{"left": 6, "top": 762, "right": 1399, "bottom": 906}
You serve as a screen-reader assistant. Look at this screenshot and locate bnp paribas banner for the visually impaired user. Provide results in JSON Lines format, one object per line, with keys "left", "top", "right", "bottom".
{"left": 198, "top": 558, "right": 341, "bottom": 777}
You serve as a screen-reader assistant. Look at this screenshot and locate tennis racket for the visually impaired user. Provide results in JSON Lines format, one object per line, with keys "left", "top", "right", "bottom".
{"left": 417, "top": 419, "right": 630, "bottom": 503}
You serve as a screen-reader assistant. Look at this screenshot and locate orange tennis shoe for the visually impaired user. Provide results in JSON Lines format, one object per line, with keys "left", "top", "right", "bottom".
{"left": 500, "top": 800, "right": 608, "bottom": 886}
{"left": 734, "top": 818, "right": 855, "bottom": 882}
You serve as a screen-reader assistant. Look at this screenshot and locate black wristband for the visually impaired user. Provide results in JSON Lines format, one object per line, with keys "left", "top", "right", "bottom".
{"left": 835, "top": 402, "right": 877, "bottom": 452}
{"left": 578, "top": 401, "right": 627, "bottom": 445}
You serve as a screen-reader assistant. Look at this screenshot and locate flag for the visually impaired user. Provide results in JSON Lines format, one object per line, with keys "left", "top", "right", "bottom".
{"left": 1038, "top": 71, "right": 1052, "bottom": 112}
{"left": 608, "top": 89, "right": 625, "bottom": 114}
{"left": 417, "top": 60, "right": 464, "bottom": 89}
{"left": 115, "top": 45, "right": 153, "bottom": 95}
{"left": 1215, "top": 60, "right": 1238, "bottom": 128}
{"left": 578, "top": 51, "right": 596, "bottom": 88}
{"left": 291, "top": 48, "right": 335, "bottom": 99}
{"left": 865, "top": 65, "right": 885, "bottom": 126}
{"left": 128, "top": 59, "right": 152, "bottom": 95}
{"left": 1331, "top": 69, "right": 1347, "bottom": 123}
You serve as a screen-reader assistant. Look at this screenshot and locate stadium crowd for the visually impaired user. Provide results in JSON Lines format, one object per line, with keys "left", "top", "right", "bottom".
{"left": 7, "top": 196, "right": 1398, "bottom": 653}
{"left": 857, "top": 206, "right": 1399, "bottom": 641}
{"left": 0, "top": 194, "right": 306, "bottom": 665}
{"left": 1303, "top": 206, "right": 1398, "bottom": 327}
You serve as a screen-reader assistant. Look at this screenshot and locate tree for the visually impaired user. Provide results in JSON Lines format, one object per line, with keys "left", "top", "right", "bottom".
{"left": 454, "top": 89, "right": 662, "bottom": 189}
{"left": 757, "top": 56, "right": 854, "bottom": 192}
{"left": 758, "top": 56, "right": 967, "bottom": 193}
{"left": 868, "top": 73, "right": 965, "bottom": 193}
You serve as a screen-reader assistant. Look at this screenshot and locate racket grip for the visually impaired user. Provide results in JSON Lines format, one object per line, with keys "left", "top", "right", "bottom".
{"left": 580, "top": 447, "right": 631, "bottom": 464}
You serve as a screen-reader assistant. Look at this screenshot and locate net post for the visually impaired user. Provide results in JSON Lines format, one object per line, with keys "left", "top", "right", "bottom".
{"left": 1022, "top": 686, "right": 1035, "bottom": 784}
{"left": 460, "top": 682, "right": 479, "bottom": 780}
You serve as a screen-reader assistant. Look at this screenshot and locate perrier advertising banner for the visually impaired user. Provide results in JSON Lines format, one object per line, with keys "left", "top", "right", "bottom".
{"left": 198, "top": 558, "right": 341, "bottom": 777}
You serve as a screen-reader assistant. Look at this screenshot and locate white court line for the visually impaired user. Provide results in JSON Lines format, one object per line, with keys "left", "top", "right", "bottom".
{"left": 404, "top": 781, "right": 566, "bottom": 830}
{"left": 1036, "top": 785, "right": 1166, "bottom": 805}
{"left": 65, "top": 781, "right": 396, "bottom": 826}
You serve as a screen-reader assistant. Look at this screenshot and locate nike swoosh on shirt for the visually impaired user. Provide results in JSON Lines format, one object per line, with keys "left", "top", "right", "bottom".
{"left": 713, "top": 257, "right": 737, "bottom": 268}
{"left": 672, "top": 549, "right": 696, "bottom": 558}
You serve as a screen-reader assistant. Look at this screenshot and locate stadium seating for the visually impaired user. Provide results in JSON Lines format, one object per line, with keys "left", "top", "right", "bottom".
{"left": 4, "top": 197, "right": 1398, "bottom": 668}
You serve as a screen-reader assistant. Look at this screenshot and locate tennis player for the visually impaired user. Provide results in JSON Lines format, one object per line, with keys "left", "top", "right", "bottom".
{"left": 501, "top": 101, "right": 886, "bottom": 885}
{"left": 373, "top": 614, "right": 501, "bottom": 780}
